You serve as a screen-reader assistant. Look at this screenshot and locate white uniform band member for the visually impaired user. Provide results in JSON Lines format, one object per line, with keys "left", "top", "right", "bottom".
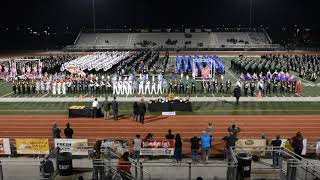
{"left": 127, "top": 81, "right": 132, "bottom": 95}
{"left": 52, "top": 81, "right": 57, "bottom": 95}
{"left": 57, "top": 81, "right": 62, "bottom": 95}
{"left": 62, "top": 81, "right": 66, "bottom": 95}
{"left": 138, "top": 80, "right": 144, "bottom": 95}
{"left": 112, "top": 81, "right": 117, "bottom": 95}
{"left": 151, "top": 79, "right": 157, "bottom": 94}
{"left": 157, "top": 80, "right": 162, "bottom": 94}
{"left": 145, "top": 80, "right": 151, "bottom": 94}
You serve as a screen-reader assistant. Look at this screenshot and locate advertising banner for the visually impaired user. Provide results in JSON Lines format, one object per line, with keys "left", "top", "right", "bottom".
{"left": 15, "top": 138, "right": 49, "bottom": 154}
{"left": 54, "top": 139, "right": 88, "bottom": 155}
{"left": 140, "top": 139, "right": 174, "bottom": 155}
{"left": 0, "top": 138, "right": 11, "bottom": 155}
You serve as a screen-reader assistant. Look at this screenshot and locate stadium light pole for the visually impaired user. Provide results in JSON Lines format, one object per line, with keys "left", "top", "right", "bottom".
{"left": 93, "top": 0, "right": 96, "bottom": 32}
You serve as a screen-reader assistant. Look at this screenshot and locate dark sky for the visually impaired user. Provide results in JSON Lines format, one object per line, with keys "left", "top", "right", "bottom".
{"left": 1, "top": 0, "right": 319, "bottom": 30}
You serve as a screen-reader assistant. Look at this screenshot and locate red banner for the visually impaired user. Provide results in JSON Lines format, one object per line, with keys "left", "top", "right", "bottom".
{"left": 140, "top": 139, "right": 174, "bottom": 155}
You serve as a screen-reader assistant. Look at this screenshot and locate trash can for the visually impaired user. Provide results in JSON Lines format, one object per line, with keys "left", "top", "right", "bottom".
{"left": 237, "top": 153, "right": 252, "bottom": 178}
{"left": 57, "top": 152, "right": 73, "bottom": 176}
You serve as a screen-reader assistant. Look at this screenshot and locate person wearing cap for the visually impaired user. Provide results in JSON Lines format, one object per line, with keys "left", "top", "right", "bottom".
{"left": 201, "top": 130, "right": 211, "bottom": 163}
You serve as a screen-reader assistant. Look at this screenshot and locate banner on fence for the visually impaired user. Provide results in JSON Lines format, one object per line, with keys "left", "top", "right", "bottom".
{"left": 15, "top": 138, "right": 49, "bottom": 154}
{"left": 101, "top": 139, "right": 129, "bottom": 155}
{"left": 54, "top": 139, "right": 88, "bottom": 155}
{"left": 140, "top": 139, "right": 174, "bottom": 155}
{"left": 236, "top": 139, "right": 267, "bottom": 156}
{"left": 0, "top": 138, "right": 11, "bottom": 155}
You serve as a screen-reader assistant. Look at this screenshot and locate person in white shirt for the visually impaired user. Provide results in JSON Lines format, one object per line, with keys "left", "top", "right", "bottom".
{"left": 151, "top": 77, "right": 157, "bottom": 95}
{"left": 157, "top": 80, "right": 163, "bottom": 94}
{"left": 91, "top": 98, "right": 99, "bottom": 118}
{"left": 46, "top": 81, "right": 51, "bottom": 94}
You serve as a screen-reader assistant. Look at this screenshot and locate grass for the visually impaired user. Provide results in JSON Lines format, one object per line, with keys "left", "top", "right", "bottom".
{"left": 0, "top": 101, "right": 320, "bottom": 115}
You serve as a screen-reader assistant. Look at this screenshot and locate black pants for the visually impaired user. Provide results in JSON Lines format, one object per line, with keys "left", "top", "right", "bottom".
{"left": 92, "top": 107, "right": 97, "bottom": 118}
{"left": 140, "top": 113, "right": 145, "bottom": 124}
{"left": 191, "top": 86, "right": 196, "bottom": 94}
{"left": 236, "top": 96, "right": 240, "bottom": 103}
{"left": 113, "top": 110, "right": 118, "bottom": 120}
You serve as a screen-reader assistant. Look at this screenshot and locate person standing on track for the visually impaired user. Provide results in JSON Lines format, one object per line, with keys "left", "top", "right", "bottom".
{"left": 138, "top": 99, "right": 146, "bottom": 124}
{"left": 52, "top": 122, "right": 61, "bottom": 139}
{"left": 112, "top": 96, "right": 119, "bottom": 120}
{"left": 91, "top": 98, "right": 99, "bottom": 118}
{"left": 64, "top": 123, "right": 74, "bottom": 139}
{"left": 101, "top": 97, "right": 110, "bottom": 120}
{"left": 201, "top": 130, "right": 211, "bottom": 164}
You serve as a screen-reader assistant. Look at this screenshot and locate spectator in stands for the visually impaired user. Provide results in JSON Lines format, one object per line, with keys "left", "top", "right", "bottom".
{"left": 174, "top": 133, "right": 182, "bottom": 165}
{"left": 201, "top": 130, "right": 211, "bottom": 164}
{"left": 91, "top": 98, "right": 99, "bottom": 118}
{"left": 166, "top": 129, "right": 175, "bottom": 140}
{"left": 132, "top": 134, "right": 141, "bottom": 162}
{"left": 271, "top": 135, "right": 282, "bottom": 168}
{"left": 138, "top": 99, "right": 146, "bottom": 124}
{"left": 64, "top": 123, "right": 74, "bottom": 139}
{"left": 52, "top": 122, "right": 61, "bottom": 139}
{"left": 101, "top": 97, "right": 110, "bottom": 120}
{"left": 190, "top": 135, "right": 201, "bottom": 163}
{"left": 117, "top": 152, "right": 131, "bottom": 180}
{"left": 292, "top": 132, "right": 304, "bottom": 156}
{"left": 112, "top": 96, "right": 119, "bottom": 120}
{"left": 228, "top": 124, "right": 240, "bottom": 135}
{"left": 132, "top": 102, "right": 139, "bottom": 121}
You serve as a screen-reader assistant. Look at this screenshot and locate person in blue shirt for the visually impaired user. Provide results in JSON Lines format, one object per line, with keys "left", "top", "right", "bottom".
{"left": 201, "top": 130, "right": 211, "bottom": 163}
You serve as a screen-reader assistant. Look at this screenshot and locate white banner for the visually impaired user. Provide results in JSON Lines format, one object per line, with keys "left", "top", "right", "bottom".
{"left": 0, "top": 138, "right": 11, "bottom": 155}
{"left": 162, "top": 112, "right": 176, "bottom": 116}
{"left": 54, "top": 139, "right": 88, "bottom": 155}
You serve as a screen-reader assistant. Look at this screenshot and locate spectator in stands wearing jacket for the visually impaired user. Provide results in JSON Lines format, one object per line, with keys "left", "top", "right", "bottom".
{"left": 292, "top": 132, "right": 304, "bottom": 157}
{"left": 190, "top": 135, "right": 201, "bottom": 163}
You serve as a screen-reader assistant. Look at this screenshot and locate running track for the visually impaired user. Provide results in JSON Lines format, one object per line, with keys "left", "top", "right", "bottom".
{"left": 0, "top": 115, "right": 318, "bottom": 155}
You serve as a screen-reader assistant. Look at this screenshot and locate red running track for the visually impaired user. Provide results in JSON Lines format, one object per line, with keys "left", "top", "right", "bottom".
{"left": 0, "top": 115, "right": 318, "bottom": 155}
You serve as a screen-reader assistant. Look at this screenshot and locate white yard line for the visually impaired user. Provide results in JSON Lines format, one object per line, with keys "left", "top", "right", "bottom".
{"left": 1, "top": 92, "right": 13, "bottom": 97}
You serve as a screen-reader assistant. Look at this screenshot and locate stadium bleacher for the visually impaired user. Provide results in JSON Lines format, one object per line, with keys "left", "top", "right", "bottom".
{"left": 69, "top": 31, "right": 275, "bottom": 50}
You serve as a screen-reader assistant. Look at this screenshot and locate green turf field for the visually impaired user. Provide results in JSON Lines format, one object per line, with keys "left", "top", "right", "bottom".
{"left": 0, "top": 101, "right": 320, "bottom": 115}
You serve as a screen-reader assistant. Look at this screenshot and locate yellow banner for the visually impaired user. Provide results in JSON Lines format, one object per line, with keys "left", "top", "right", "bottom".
{"left": 15, "top": 138, "right": 49, "bottom": 154}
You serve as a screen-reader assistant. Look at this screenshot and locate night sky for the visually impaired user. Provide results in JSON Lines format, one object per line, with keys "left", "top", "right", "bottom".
{"left": 1, "top": 0, "right": 319, "bottom": 30}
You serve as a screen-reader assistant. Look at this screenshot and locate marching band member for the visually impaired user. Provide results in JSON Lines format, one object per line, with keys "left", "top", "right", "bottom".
{"left": 46, "top": 80, "right": 51, "bottom": 94}
{"left": 123, "top": 77, "right": 128, "bottom": 96}
{"left": 106, "top": 76, "right": 112, "bottom": 94}
{"left": 89, "top": 79, "right": 95, "bottom": 95}
{"left": 36, "top": 80, "right": 40, "bottom": 94}
{"left": 57, "top": 80, "right": 62, "bottom": 95}
{"left": 67, "top": 80, "right": 72, "bottom": 94}
{"left": 40, "top": 80, "right": 45, "bottom": 94}
{"left": 118, "top": 77, "right": 123, "bottom": 95}
{"left": 101, "top": 79, "right": 106, "bottom": 94}
{"left": 112, "top": 80, "right": 117, "bottom": 95}
{"left": 157, "top": 79, "right": 162, "bottom": 94}
{"left": 138, "top": 79, "right": 144, "bottom": 95}
{"left": 151, "top": 76, "right": 157, "bottom": 94}
{"left": 52, "top": 81, "right": 57, "bottom": 95}
{"left": 145, "top": 79, "right": 151, "bottom": 94}
{"left": 62, "top": 80, "right": 66, "bottom": 95}
{"left": 95, "top": 80, "right": 100, "bottom": 95}
{"left": 127, "top": 80, "right": 133, "bottom": 95}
